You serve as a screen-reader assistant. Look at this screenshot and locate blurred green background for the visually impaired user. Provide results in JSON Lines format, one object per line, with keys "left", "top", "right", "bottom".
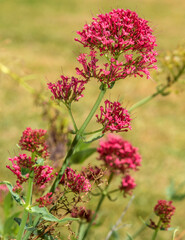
{"left": 0, "top": 0, "right": 185, "bottom": 239}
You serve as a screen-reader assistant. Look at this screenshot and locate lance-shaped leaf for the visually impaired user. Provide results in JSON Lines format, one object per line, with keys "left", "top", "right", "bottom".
{"left": 70, "top": 148, "right": 96, "bottom": 164}
{"left": 30, "top": 206, "right": 79, "bottom": 222}
{"left": 0, "top": 181, "right": 24, "bottom": 206}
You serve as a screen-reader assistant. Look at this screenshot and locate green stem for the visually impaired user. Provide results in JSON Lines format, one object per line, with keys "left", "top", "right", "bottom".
{"left": 78, "top": 88, "right": 106, "bottom": 134}
{"left": 22, "top": 215, "right": 41, "bottom": 240}
{"left": 152, "top": 219, "right": 161, "bottom": 240}
{"left": 49, "top": 88, "right": 106, "bottom": 193}
{"left": 67, "top": 104, "right": 78, "bottom": 132}
{"left": 129, "top": 65, "right": 185, "bottom": 112}
{"left": 84, "top": 127, "right": 104, "bottom": 135}
{"left": 108, "top": 188, "right": 120, "bottom": 195}
{"left": 17, "top": 171, "right": 34, "bottom": 240}
{"left": 82, "top": 173, "right": 114, "bottom": 240}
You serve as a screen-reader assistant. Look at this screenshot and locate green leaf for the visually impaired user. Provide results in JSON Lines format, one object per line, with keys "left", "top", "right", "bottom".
{"left": 0, "top": 181, "right": 23, "bottom": 206}
{"left": 70, "top": 148, "right": 96, "bottom": 164}
{"left": 14, "top": 217, "right": 21, "bottom": 226}
{"left": 30, "top": 206, "right": 79, "bottom": 223}
{"left": 3, "top": 211, "right": 21, "bottom": 236}
{"left": 111, "top": 230, "right": 120, "bottom": 240}
{"left": 126, "top": 233, "right": 134, "bottom": 240}
{"left": 3, "top": 192, "right": 13, "bottom": 217}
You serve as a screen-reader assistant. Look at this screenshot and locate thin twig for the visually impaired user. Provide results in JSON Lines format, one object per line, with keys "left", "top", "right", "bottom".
{"left": 105, "top": 195, "right": 135, "bottom": 240}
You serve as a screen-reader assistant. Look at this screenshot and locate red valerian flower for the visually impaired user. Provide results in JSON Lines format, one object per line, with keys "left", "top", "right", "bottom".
{"left": 97, "top": 134, "right": 141, "bottom": 174}
{"left": 60, "top": 167, "right": 91, "bottom": 193}
{"left": 96, "top": 100, "right": 131, "bottom": 133}
{"left": 75, "top": 9, "right": 157, "bottom": 80}
{"left": 19, "top": 127, "right": 49, "bottom": 158}
{"left": 154, "top": 200, "right": 176, "bottom": 229}
{"left": 36, "top": 192, "right": 53, "bottom": 208}
{"left": 6, "top": 154, "right": 54, "bottom": 192}
{"left": 120, "top": 175, "right": 136, "bottom": 196}
{"left": 48, "top": 75, "right": 87, "bottom": 104}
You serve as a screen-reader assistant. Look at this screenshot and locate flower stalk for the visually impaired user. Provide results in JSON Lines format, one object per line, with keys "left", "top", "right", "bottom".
{"left": 50, "top": 87, "right": 106, "bottom": 193}
{"left": 17, "top": 153, "right": 35, "bottom": 240}
{"left": 81, "top": 173, "right": 114, "bottom": 240}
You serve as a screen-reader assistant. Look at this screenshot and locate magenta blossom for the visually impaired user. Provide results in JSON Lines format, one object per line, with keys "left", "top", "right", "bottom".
{"left": 6, "top": 154, "right": 54, "bottom": 192}
{"left": 36, "top": 192, "right": 53, "bottom": 208}
{"left": 96, "top": 100, "right": 131, "bottom": 133}
{"left": 75, "top": 9, "right": 157, "bottom": 79}
{"left": 97, "top": 134, "right": 141, "bottom": 174}
{"left": 48, "top": 75, "right": 87, "bottom": 104}
{"left": 19, "top": 127, "right": 49, "bottom": 158}
{"left": 60, "top": 167, "right": 91, "bottom": 194}
{"left": 154, "top": 200, "right": 176, "bottom": 229}
{"left": 120, "top": 175, "right": 136, "bottom": 196}
{"left": 76, "top": 50, "right": 147, "bottom": 87}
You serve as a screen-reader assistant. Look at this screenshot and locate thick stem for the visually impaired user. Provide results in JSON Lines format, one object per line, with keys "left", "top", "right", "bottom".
{"left": 82, "top": 173, "right": 114, "bottom": 240}
{"left": 152, "top": 219, "right": 161, "bottom": 240}
{"left": 49, "top": 88, "right": 106, "bottom": 193}
{"left": 17, "top": 171, "right": 34, "bottom": 240}
{"left": 67, "top": 104, "right": 78, "bottom": 132}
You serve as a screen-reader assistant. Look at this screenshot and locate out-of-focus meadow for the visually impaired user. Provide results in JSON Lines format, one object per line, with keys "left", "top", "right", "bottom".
{"left": 0, "top": 0, "right": 185, "bottom": 239}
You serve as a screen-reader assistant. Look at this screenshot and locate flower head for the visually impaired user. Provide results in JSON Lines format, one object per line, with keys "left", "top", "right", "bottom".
{"left": 75, "top": 9, "right": 157, "bottom": 79}
{"left": 48, "top": 75, "right": 87, "bottom": 104}
{"left": 6, "top": 154, "right": 54, "bottom": 192}
{"left": 60, "top": 167, "right": 91, "bottom": 193}
{"left": 96, "top": 100, "right": 131, "bottom": 133}
{"left": 36, "top": 192, "right": 53, "bottom": 208}
{"left": 154, "top": 200, "right": 175, "bottom": 229}
{"left": 120, "top": 175, "right": 136, "bottom": 196}
{"left": 97, "top": 134, "right": 141, "bottom": 174}
{"left": 19, "top": 127, "right": 49, "bottom": 158}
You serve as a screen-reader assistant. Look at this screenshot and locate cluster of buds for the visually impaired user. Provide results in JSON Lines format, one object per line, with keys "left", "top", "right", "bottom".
{"left": 149, "top": 200, "right": 176, "bottom": 231}
{"left": 7, "top": 128, "right": 54, "bottom": 193}
{"left": 19, "top": 127, "right": 49, "bottom": 158}
{"left": 97, "top": 134, "right": 141, "bottom": 196}
{"left": 60, "top": 167, "right": 91, "bottom": 194}
{"left": 48, "top": 75, "right": 87, "bottom": 104}
{"left": 36, "top": 192, "right": 53, "bottom": 208}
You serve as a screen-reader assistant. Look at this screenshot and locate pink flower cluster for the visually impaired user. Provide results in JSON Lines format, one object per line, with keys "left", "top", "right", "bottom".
{"left": 75, "top": 9, "right": 157, "bottom": 80}
{"left": 19, "top": 127, "right": 49, "bottom": 158}
{"left": 120, "top": 175, "right": 136, "bottom": 196}
{"left": 77, "top": 50, "right": 147, "bottom": 87}
{"left": 154, "top": 200, "right": 176, "bottom": 229}
{"left": 60, "top": 167, "right": 91, "bottom": 194}
{"left": 36, "top": 192, "right": 53, "bottom": 208}
{"left": 96, "top": 100, "right": 131, "bottom": 133}
{"left": 48, "top": 75, "right": 87, "bottom": 104}
{"left": 97, "top": 134, "right": 141, "bottom": 195}
{"left": 71, "top": 206, "right": 93, "bottom": 222}
{"left": 6, "top": 154, "right": 54, "bottom": 192}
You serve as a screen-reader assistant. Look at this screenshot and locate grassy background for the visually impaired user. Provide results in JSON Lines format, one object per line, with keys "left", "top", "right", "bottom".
{"left": 0, "top": 0, "right": 185, "bottom": 239}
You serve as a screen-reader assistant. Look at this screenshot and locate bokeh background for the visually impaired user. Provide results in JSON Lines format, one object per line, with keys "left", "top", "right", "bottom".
{"left": 0, "top": 0, "right": 185, "bottom": 239}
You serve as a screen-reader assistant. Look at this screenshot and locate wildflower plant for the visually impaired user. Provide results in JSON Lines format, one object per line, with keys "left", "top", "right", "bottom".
{"left": 0, "top": 8, "right": 184, "bottom": 240}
